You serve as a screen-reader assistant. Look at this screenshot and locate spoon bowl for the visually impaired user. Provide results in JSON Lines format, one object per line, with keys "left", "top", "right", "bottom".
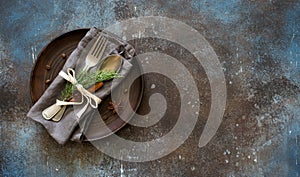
{"left": 99, "top": 54, "right": 123, "bottom": 73}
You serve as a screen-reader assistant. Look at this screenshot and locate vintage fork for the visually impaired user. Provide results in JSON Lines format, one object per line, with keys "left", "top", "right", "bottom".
{"left": 82, "top": 35, "right": 108, "bottom": 71}
{"left": 42, "top": 35, "right": 108, "bottom": 121}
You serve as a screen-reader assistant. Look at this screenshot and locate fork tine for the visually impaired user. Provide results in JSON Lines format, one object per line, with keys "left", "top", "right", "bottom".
{"left": 94, "top": 37, "right": 107, "bottom": 58}
{"left": 89, "top": 35, "right": 101, "bottom": 55}
{"left": 95, "top": 38, "right": 108, "bottom": 59}
{"left": 91, "top": 36, "right": 104, "bottom": 56}
{"left": 94, "top": 37, "right": 106, "bottom": 57}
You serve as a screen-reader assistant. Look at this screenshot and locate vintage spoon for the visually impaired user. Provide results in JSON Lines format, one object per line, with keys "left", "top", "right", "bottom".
{"left": 43, "top": 54, "right": 123, "bottom": 122}
{"left": 98, "top": 54, "right": 123, "bottom": 72}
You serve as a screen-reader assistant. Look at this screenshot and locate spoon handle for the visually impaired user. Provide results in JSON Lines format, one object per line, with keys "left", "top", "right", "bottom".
{"left": 52, "top": 105, "right": 67, "bottom": 122}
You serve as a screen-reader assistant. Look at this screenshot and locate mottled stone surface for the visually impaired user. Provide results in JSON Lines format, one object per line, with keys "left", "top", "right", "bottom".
{"left": 1, "top": 0, "right": 300, "bottom": 176}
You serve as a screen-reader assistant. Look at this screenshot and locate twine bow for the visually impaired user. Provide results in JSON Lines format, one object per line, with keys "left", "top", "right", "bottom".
{"left": 56, "top": 68, "right": 102, "bottom": 118}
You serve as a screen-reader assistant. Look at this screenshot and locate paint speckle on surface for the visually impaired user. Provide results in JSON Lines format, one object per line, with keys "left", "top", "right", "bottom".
{"left": 151, "top": 84, "right": 156, "bottom": 89}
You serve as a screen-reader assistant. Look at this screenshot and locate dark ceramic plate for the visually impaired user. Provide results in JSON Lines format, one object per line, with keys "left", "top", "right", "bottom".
{"left": 30, "top": 29, "right": 143, "bottom": 141}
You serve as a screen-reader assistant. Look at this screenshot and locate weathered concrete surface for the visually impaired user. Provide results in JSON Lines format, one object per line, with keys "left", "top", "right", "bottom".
{"left": 1, "top": 0, "right": 300, "bottom": 176}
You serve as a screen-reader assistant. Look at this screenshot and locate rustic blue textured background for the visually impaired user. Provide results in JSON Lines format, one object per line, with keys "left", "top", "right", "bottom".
{"left": 1, "top": 0, "right": 300, "bottom": 176}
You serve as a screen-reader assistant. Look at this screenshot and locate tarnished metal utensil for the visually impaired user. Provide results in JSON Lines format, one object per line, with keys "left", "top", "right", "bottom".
{"left": 48, "top": 54, "right": 123, "bottom": 122}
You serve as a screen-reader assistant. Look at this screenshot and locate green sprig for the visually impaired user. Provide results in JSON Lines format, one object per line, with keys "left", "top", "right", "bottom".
{"left": 60, "top": 70, "right": 120, "bottom": 100}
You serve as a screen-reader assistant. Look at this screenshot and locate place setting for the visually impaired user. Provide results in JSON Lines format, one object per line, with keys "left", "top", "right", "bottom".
{"left": 27, "top": 28, "right": 144, "bottom": 144}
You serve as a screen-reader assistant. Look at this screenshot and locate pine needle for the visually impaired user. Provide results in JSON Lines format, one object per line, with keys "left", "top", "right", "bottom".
{"left": 60, "top": 70, "right": 120, "bottom": 100}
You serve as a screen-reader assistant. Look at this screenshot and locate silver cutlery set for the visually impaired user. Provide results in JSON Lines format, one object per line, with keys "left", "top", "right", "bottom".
{"left": 42, "top": 34, "right": 122, "bottom": 122}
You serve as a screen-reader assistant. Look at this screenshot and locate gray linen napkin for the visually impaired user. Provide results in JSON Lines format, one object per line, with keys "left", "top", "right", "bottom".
{"left": 27, "top": 27, "right": 135, "bottom": 144}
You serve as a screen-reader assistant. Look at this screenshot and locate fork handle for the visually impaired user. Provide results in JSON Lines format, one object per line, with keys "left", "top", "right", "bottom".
{"left": 82, "top": 65, "right": 89, "bottom": 72}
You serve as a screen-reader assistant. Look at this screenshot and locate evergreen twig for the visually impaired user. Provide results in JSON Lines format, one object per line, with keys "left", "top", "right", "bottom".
{"left": 60, "top": 70, "right": 120, "bottom": 100}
